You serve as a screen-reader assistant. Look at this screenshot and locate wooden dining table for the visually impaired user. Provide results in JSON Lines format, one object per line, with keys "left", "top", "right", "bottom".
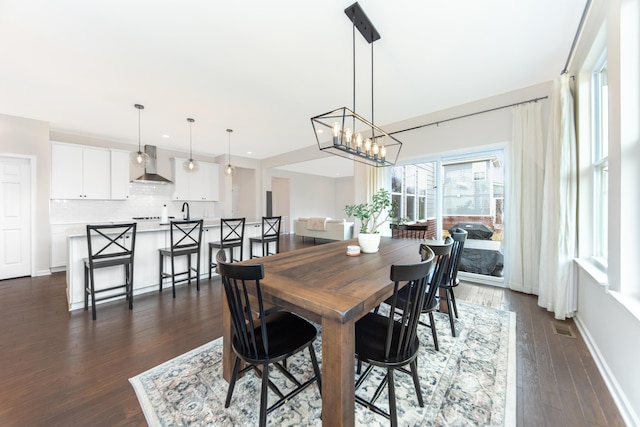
{"left": 221, "top": 236, "right": 426, "bottom": 426}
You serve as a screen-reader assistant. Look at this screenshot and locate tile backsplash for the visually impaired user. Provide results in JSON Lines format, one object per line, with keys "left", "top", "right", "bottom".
{"left": 50, "top": 183, "right": 220, "bottom": 224}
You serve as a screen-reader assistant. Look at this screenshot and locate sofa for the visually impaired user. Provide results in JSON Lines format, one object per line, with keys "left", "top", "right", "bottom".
{"left": 294, "top": 217, "right": 354, "bottom": 241}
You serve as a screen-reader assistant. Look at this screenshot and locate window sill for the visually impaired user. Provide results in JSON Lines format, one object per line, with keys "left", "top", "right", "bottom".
{"left": 574, "top": 258, "right": 608, "bottom": 286}
{"left": 575, "top": 258, "right": 640, "bottom": 323}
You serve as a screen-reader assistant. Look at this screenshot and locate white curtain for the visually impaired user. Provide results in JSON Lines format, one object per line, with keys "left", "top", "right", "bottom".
{"left": 505, "top": 102, "right": 545, "bottom": 294}
{"left": 367, "top": 167, "right": 384, "bottom": 200}
{"left": 538, "top": 75, "right": 577, "bottom": 319}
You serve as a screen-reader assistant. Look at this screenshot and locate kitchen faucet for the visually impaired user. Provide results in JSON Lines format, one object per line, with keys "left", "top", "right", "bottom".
{"left": 181, "top": 202, "right": 190, "bottom": 220}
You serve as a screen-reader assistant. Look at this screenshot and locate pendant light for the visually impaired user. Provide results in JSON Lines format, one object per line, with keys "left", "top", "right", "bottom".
{"left": 183, "top": 118, "right": 198, "bottom": 172}
{"left": 310, "top": 2, "right": 402, "bottom": 167}
{"left": 224, "top": 128, "right": 236, "bottom": 176}
{"left": 130, "top": 104, "right": 150, "bottom": 167}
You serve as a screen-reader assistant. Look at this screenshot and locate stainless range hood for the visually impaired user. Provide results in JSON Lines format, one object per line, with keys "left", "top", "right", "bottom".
{"left": 132, "top": 145, "right": 172, "bottom": 184}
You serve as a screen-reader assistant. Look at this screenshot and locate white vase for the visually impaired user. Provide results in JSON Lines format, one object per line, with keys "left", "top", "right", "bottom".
{"left": 358, "top": 233, "right": 381, "bottom": 253}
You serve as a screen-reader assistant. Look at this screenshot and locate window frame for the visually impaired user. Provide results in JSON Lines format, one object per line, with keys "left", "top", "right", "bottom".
{"left": 591, "top": 53, "right": 609, "bottom": 269}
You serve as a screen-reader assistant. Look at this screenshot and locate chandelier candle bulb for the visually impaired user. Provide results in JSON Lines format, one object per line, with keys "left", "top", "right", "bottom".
{"left": 332, "top": 122, "right": 340, "bottom": 145}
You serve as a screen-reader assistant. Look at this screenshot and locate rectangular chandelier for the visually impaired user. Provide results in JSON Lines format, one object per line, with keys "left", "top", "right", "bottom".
{"left": 311, "top": 107, "right": 402, "bottom": 167}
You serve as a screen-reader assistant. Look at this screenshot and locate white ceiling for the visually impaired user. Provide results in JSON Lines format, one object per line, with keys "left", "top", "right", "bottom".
{"left": 0, "top": 1, "right": 586, "bottom": 177}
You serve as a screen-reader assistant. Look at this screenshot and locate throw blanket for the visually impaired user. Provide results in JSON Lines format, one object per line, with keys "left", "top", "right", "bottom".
{"left": 306, "top": 217, "right": 328, "bottom": 231}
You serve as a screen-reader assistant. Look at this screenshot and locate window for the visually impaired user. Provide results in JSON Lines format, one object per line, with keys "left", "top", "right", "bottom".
{"left": 592, "top": 56, "right": 608, "bottom": 265}
{"left": 392, "top": 150, "right": 505, "bottom": 285}
{"left": 391, "top": 162, "right": 436, "bottom": 223}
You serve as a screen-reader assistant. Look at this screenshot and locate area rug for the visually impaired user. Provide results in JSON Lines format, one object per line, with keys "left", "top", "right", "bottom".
{"left": 130, "top": 301, "right": 516, "bottom": 426}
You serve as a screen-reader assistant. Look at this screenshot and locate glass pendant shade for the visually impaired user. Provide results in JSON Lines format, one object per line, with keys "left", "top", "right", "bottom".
{"left": 184, "top": 158, "right": 198, "bottom": 171}
{"left": 130, "top": 104, "right": 150, "bottom": 167}
{"left": 183, "top": 118, "right": 198, "bottom": 172}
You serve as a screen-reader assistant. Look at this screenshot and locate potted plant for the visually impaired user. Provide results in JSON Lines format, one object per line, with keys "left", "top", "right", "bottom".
{"left": 345, "top": 188, "right": 395, "bottom": 253}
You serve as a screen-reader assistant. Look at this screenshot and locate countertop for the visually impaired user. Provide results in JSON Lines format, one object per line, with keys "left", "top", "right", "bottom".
{"left": 66, "top": 218, "right": 261, "bottom": 237}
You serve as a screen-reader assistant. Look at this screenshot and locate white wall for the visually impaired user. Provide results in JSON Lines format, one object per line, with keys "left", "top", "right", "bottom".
{"left": 264, "top": 168, "right": 345, "bottom": 233}
{"left": 568, "top": 0, "right": 640, "bottom": 424}
{"left": 334, "top": 176, "right": 355, "bottom": 220}
{"left": 233, "top": 167, "right": 256, "bottom": 219}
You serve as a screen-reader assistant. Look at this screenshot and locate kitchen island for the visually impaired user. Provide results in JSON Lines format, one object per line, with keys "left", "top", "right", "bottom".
{"left": 65, "top": 219, "right": 261, "bottom": 311}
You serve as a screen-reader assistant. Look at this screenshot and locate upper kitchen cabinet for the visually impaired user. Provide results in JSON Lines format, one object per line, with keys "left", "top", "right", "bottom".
{"left": 110, "top": 149, "right": 131, "bottom": 200}
{"left": 171, "top": 158, "right": 219, "bottom": 201}
{"left": 50, "top": 142, "right": 130, "bottom": 200}
{"left": 51, "top": 142, "right": 110, "bottom": 199}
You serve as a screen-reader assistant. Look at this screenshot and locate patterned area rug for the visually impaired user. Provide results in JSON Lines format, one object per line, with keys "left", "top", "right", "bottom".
{"left": 130, "top": 302, "right": 516, "bottom": 426}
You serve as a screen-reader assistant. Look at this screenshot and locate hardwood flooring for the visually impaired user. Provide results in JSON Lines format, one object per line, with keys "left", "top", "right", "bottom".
{"left": 0, "top": 235, "right": 624, "bottom": 426}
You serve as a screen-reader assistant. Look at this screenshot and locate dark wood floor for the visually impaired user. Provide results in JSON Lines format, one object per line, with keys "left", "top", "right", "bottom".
{"left": 0, "top": 235, "right": 625, "bottom": 427}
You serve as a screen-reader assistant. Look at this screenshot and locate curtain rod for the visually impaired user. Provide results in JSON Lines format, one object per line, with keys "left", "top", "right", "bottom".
{"left": 562, "top": 0, "right": 592, "bottom": 74}
{"left": 388, "top": 95, "right": 548, "bottom": 136}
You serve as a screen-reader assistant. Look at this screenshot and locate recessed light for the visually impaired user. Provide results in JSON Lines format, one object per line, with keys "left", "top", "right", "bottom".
{"left": 162, "top": 134, "right": 170, "bottom": 138}
{"left": 246, "top": 151, "right": 252, "bottom": 155}
{"left": 316, "top": 129, "right": 323, "bottom": 134}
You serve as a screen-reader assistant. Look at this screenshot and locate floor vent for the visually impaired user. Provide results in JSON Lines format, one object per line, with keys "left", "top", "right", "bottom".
{"left": 551, "top": 322, "right": 576, "bottom": 338}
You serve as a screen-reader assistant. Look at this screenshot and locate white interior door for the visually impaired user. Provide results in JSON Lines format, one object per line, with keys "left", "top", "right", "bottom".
{"left": 0, "top": 156, "right": 31, "bottom": 279}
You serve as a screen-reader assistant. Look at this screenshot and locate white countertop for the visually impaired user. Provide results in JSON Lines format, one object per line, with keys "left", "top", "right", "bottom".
{"left": 66, "top": 218, "right": 261, "bottom": 237}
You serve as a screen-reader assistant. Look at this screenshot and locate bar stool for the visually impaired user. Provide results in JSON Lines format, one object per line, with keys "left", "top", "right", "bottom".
{"left": 84, "top": 222, "right": 137, "bottom": 320}
{"left": 158, "top": 219, "right": 203, "bottom": 298}
{"left": 249, "top": 216, "right": 281, "bottom": 259}
{"left": 209, "top": 217, "right": 245, "bottom": 278}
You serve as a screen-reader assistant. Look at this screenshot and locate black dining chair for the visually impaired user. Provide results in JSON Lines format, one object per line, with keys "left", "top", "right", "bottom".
{"left": 377, "top": 239, "right": 452, "bottom": 351}
{"left": 354, "top": 248, "right": 435, "bottom": 427}
{"left": 249, "top": 216, "right": 281, "bottom": 259}
{"left": 158, "top": 219, "right": 203, "bottom": 298}
{"left": 440, "top": 228, "right": 468, "bottom": 336}
{"left": 84, "top": 222, "right": 137, "bottom": 320}
{"left": 208, "top": 217, "right": 245, "bottom": 278}
{"left": 216, "top": 250, "right": 322, "bottom": 427}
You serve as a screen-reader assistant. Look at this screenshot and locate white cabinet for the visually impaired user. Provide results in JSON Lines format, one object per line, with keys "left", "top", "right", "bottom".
{"left": 110, "top": 149, "right": 130, "bottom": 200}
{"left": 171, "top": 158, "right": 219, "bottom": 201}
{"left": 51, "top": 142, "right": 111, "bottom": 199}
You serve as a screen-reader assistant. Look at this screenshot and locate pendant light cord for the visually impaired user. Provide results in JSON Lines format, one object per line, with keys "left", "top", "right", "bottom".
{"left": 226, "top": 129, "right": 233, "bottom": 166}
{"left": 138, "top": 109, "right": 141, "bottom": 151}
{"left": 187, "top": 118, "right": 195, "bottom": 159}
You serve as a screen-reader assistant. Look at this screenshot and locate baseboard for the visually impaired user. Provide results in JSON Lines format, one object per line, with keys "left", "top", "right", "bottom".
{"left": 34, "top": 268, "right": 52, "bottom": 277}
{"left": 574, "top": 314, "right": 640, "bottom": 427}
